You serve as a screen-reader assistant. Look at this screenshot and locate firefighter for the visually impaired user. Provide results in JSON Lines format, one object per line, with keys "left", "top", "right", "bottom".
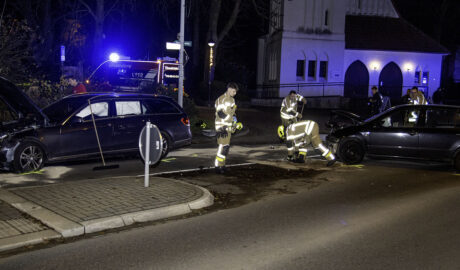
{"left": 214, "top": 82, "right": 239, "bottom": 173}
{"left": 285, "top": 120, "right": 336, "bottom": 166}
{"left": 279, "top": 90, "right": 306, "bottom": 140}
{"left": 409, "top": 86, "right": 427, "bottom": 105}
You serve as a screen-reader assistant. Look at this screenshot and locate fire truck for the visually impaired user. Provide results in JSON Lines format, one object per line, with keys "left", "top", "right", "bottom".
{"left": 86, "top": 57, "right": 180, "bottom": 92}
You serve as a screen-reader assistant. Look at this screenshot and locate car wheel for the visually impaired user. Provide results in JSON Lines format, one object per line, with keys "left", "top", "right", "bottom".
{"left": 14, "top": 142, "right": 45, "bottom": 173}
{"left": 338, "top": 138, "right": 365, "bottom": 164}
{"left": 161, "top": 132, "right": 171, "bottom": 159}
{"left": 454, "top": 152, "right": 460, "bottom": 172}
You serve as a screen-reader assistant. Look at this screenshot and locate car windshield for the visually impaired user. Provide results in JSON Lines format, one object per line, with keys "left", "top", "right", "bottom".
{"left": 43, "top": 98, "right": 88, "bottom": 123}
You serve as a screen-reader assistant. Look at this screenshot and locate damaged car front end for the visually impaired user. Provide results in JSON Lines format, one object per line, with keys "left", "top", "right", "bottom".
{"left": 0, "top": 77, "right": 49, "bottom": 172}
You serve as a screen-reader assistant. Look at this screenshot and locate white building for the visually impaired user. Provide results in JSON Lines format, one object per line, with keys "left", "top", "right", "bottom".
{"left": 257, "top": 0, "right": 449, "bottom": 104}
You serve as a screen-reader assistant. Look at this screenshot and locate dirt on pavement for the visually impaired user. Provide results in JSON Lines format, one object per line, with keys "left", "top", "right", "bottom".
{"left": 163, "top": 163, "right": 330, "bottom": 210}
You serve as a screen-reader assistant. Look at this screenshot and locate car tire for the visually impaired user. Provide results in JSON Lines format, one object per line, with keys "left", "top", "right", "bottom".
{"left": 454, "top": 152, "right": 460, "bottom": 172}
{"left": 160, "top": 131, "right": 172, "bottom": 159}
{"left": 13, "top": 141, "right": 45, "bottom": 173}
{"left": 338, "top": 138, "right": 365, "bottom": 164}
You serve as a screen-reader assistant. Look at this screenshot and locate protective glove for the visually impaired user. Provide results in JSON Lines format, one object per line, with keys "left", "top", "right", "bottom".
{"left": 297, "top": 114, "right": 302, "bottom": 119}
{"left": 217, "top": 110, "right": 227, "bottom": 119}
{"left": 235, "top": 122, "right": 243, "bottom": 130}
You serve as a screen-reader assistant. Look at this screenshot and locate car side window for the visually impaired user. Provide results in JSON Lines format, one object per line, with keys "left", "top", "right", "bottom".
{"left": 115, "top": 101, "right": 141, "bottom": 116}
{"left": 425, "top": 109, "right": 456, "bottom": 128}
{"left": 75, "top": 102, "right": 109, "bottom": 121}
{"left": 381, "top": 109, "right": 420, "bottom": 128}
{"left": 142, "top": 99, "right": 180, "bottom": 115}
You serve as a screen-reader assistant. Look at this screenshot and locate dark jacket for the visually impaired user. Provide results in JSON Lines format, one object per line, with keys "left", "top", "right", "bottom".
{"left": 369, "top": 92, "right": 383, "bottom": 115}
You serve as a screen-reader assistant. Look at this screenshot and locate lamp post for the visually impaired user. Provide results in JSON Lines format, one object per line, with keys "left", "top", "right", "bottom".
{"left": 86, "top": 52, "right": 120, "bottom": 84}
{"left": 178, "top": 0, "right": 185, "bottom": 107}
{"left": 208, "top": 41, "right": 215, "bottom": 107}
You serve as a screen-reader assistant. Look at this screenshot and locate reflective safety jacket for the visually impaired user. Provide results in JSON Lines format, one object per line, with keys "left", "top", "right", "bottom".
{"left": 409, "top": 92, "right": 427, "bottom": 105}
{"left": 280, "top": 94, "right": 305, "bottom": 120}
{"left": 215, "top": 92, "right": 236, "bottom": 130}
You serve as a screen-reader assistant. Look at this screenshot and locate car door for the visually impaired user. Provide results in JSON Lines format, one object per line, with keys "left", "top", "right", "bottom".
{"left": 367, "top": 107, "right": 421, "bottom": 158}
{"left": 111, "top": 99, "right": 147, "bottom": 151}
{"left": 57, "top": 101, "right": 113, "bottom": 157}
{"left": 418, "top": 108, "right": 459, "bottom": 160}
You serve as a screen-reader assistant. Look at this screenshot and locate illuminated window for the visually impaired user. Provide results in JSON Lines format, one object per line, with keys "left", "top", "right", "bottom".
{"left": 308, "top": 60, "right": 316, "bottom": 79}
{"left": 422, "top": 72, "right": 429, "bottom": 85}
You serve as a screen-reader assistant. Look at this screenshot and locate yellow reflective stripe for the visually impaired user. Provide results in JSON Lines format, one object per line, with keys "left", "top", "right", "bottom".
{"left": 292, "top": 121, "right": 307, "bottom": 128}
{"left": 299, "top": 152, "right": 306, "bottom": 156}
{"left": 318, "top": 143, "right": 327, "bottom": 152}
{"left": 306, "top": 121, "right": 314, "bottom": 135}
{"left": 287, "top": 133, "right": 304, "bottom": 140}
{"left": 216, "top": 156, "right": 225, "bottom": 162}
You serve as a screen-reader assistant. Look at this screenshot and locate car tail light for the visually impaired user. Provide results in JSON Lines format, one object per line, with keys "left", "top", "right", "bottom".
{"left": 181, "top": 117, "right": 190, "bottom": 126}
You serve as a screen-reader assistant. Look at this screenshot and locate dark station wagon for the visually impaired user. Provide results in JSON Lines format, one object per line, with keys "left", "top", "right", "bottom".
{"left": 327, "top": 104, "right": 460, "bottom": 170}
{"left": 0, "top": 77, "right": 191, "bottom": 172}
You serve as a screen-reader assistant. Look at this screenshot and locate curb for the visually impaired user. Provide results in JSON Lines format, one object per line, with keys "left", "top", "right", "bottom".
{"left": 0, "top": 230, "right": 60, "bottom": 253}
{"left": 0, "top": 180, "right": 214, "bottom": 251}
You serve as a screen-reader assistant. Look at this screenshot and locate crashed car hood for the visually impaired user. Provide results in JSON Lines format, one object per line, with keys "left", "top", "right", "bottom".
{"left": 331, "top": 110, "right": 363, "bottom": 122}
{"left": 327, "top": 110, "right": 365, "bottom": 130}
{"left": 0, "top": 77, "right": 48, "bottom": 124}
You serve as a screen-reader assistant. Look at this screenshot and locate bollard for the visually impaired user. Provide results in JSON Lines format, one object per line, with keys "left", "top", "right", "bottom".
{"left": 144, "top": 121, "right": 151, "bottom": 187}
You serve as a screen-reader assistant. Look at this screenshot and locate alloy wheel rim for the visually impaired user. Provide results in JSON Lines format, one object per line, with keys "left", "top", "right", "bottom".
{"left": 19, "top": 146, "right": 43, "bottom": 171}
{"left": 345, "top": 144, "right": 361, "bottom": 162}
{"left": 162, "top": 136, "right": 168, "bottom": 156}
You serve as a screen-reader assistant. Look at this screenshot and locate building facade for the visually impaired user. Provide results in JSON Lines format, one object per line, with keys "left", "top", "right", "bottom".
{"left": 257, "top": 0, "right": 449, "bottom": 102}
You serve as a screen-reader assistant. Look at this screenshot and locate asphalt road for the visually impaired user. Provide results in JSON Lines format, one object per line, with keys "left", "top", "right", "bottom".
{"left": 0, "top": 154, "right": 459, "bottom": 269}
{"left": 0, "top": 144, "right": 287, "bottom": 188}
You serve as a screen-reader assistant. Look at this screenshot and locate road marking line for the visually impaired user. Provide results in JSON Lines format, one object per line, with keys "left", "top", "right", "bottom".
{"left": 19, "top": 169, "right": 45, "bottom": 175}
{"left": 161, "top": 158, "right": 176, "bottom": 163}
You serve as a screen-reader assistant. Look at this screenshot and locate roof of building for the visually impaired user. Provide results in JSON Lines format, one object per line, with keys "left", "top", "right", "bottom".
{"left": 345, "top": 15, "right": 449, "bottom": 54}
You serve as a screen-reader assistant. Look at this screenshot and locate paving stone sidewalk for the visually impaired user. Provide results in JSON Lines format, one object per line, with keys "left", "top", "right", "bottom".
{"left": 10, "top": 177, "right": 205, "bottom": 223}
{"left": 0, "top": 176, "right": 213, "bottom": 252}
{"left": 0, "top": 200, "right": 48, "bottom": 239}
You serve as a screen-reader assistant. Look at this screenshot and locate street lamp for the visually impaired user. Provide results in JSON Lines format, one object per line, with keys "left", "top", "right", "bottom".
{"left": 109, "top": 52, "right": 120, "bottom": 62}
{"left": 86, "top": 52, "right": 121, "bottom": 83}
{"left": 208, "top": 40, "right": 215, "bottom": 106}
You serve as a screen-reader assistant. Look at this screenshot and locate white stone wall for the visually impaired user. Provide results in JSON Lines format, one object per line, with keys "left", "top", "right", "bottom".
{"left": 279, "top": 31, "right": 345, "bottom": 97}
{"left": 344, "top": 49, "right": 444, "bottom": 98}
{"left": 282, "top": 0, "right": 346, "bottom": 34}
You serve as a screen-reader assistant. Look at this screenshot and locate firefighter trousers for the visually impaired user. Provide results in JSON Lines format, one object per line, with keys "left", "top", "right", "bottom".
{"left": 215, "top": 130, "right": 232, "bottom": 167}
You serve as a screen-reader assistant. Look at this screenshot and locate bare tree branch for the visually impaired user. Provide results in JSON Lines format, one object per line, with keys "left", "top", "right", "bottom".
{"left": 217, "top": 0, "right": 242, "bottom": 44}
{"left": 78, "top": 0, "right": 96, "bottom": 20}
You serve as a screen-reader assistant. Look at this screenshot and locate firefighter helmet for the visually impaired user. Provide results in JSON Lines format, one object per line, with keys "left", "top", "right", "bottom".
{"left": 277, "top": 125, "right": 285, "bottom": 139}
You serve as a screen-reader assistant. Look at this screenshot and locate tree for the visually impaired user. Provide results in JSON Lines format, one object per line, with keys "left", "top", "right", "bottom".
{"left": 0, "top": 16, "right": 37, "bottom": 82}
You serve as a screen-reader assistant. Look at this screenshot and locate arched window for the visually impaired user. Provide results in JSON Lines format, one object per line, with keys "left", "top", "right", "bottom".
{"left": 414, "top": 67, "right": 422, "bottom": 84}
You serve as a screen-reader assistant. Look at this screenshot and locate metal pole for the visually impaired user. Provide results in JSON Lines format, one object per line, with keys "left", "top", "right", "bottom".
{"left": 144, "top": 121, "right": 151, "bottom": 187}
{"left": 178, "top": 0, "right": 185, "bottom": 107}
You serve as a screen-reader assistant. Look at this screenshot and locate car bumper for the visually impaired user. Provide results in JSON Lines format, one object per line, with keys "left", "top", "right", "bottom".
{"left": 0, "top": 141, "right": 19, "bottom": 171}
